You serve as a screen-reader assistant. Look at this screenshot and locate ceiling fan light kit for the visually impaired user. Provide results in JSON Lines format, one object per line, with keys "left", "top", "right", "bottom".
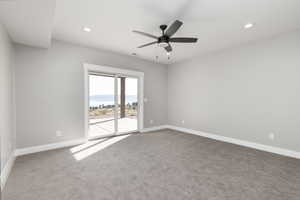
{"left": 133, "top": 20, "right": 198, "bottom": 54}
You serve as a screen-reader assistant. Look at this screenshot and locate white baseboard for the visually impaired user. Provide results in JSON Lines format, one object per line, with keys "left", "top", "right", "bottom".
{"left": 14, "top": 126, "right": 168, "bottom": 157}
{"left": 1, "top": 151, "right": 16, "bottom": 191}
{"left": 15, "top": 138, "right": 86, "bottom": 157}
{"left": 14, "top": 127, "right": 170, "bottom": 157}
{"left": 140, "top": 125, "right": 168, "bottom": 133}
{"left": 166, "top": 125, "right": 300, "bottom": 159}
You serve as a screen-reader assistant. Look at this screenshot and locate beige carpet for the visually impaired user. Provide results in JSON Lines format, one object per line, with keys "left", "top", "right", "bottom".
{"left": 3, "top": 130, "right": 300, "bottom": 200}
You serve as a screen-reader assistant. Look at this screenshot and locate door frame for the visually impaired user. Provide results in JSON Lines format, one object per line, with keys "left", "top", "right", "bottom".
{"left": 83, "top": 63, "right": 144, "bottom": 140}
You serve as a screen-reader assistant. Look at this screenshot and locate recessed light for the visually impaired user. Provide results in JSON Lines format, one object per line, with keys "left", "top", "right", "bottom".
{"left": 244, "top": 23, "right": 254, "bottom": 29}
{"left": 166, "top": 52, "right": 171, "bottom": 56}
{"left": 83, "top": 27, "right": 91, "bottom": 32}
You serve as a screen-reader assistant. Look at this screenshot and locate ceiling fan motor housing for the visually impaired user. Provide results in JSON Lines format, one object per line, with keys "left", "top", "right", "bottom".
{"left": 158, "top": 35, "right": 169, "bottom": 42}
{"left": 158, "top": 35, "right": 170, "bottom": 47}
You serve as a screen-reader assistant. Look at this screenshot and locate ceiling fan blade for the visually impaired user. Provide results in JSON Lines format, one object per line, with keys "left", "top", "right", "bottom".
{"left": 132, "top": 30, "right": 158, "bottom": 39}
{"left": 169, "top": 37, "right": 198, "bottom": 43}
{"left": 164, "top": 44, "right": 172, "bottom": 52}
{"left": 165, "top": 20, "right": 183, "bottom": 37}
{"left": 137, "top": 41, "right": 157, "bottom": 48}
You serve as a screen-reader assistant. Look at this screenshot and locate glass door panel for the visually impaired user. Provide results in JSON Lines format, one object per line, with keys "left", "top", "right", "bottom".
{"left": 88, "top": 74, "right": 116, "bottom": 138}
{"left": 117, "top": 77, "right": 138, "bottom": 134}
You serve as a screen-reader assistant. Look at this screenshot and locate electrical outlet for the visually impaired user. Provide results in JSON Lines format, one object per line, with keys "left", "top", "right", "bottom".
{"left": 56, "top": 130, "right": 62, "bottom": 137}
{"left": 150, "top": 120, "right": 154, "bottom": 124}
{"left": 181, "top": 120, "right": 185, "bottom": 124}
{"left": 269, "top": 133, "right": 275, "bottom": 140}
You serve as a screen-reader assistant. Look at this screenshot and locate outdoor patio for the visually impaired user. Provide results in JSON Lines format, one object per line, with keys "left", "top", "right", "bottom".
{"left": 89, "top": 117, "right": 137, "bottom": 137}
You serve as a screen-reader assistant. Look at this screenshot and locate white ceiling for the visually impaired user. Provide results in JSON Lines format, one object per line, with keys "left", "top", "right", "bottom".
{"left": 1, "top": 0, "right": 300, "bottom": 64}
{"left": 0, "top": 0, "right": 55, "bottom": 48}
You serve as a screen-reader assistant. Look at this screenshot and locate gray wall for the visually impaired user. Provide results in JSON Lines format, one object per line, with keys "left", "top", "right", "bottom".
{"left": 13, "top": 31, "right": 300, "bottom": 152}
{"left": 168, "top": 31, "right": 300, "bottom": 152}
{"left": 15, "top": 40, "right": 168, "bottom": 148}
{"left": 0, "top": 23, "right": 15, "bottom": 170}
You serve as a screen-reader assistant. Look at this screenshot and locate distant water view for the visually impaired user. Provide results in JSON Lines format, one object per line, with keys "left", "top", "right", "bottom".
{"left": 89, "top": 95, "right": 137, "bottom": 107}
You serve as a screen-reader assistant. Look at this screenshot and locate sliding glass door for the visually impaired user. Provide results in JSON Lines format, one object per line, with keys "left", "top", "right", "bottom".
{"left": 117, "top": 77, "right": 138, "bottom": 134}
{"left": 88, "top": 73, "right": 138, "bottom": 139}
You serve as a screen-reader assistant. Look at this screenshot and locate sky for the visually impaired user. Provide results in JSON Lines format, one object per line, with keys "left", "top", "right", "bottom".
{"left": 89, "top": 75, "right": 137, "bottom": 96}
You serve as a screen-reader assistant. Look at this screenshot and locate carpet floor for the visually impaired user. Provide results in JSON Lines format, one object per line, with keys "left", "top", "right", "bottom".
{"left": 3, "top": 130, "right": 300, "bottom": 200}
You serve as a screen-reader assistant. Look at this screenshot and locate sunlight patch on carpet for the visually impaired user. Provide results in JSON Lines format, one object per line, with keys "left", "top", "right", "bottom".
{"left": 71, "top": 135, "right": 130, "bottom": 161}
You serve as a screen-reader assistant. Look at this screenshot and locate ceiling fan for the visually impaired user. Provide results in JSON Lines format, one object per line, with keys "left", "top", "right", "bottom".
{"left": 133, "top": 20, "right": 197, "bottom": 53}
